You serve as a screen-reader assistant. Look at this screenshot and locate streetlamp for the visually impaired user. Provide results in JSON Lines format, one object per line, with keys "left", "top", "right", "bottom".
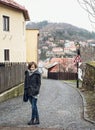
{"left": 76, "top": 42, "right": 81, "bottom": 88}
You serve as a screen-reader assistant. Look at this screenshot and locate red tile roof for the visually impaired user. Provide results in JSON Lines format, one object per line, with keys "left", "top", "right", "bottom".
{"left": 50, "top": 58, "right": 64, "bottom": 64}
{"left": 0, "top": 0, "right": 30, "bottom": 20}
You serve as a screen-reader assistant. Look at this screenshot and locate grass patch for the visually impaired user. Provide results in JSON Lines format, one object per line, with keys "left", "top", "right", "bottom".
{"left": 88, "top": 61, "right": 95, "bottom": 67}
{"left": 0, "top": 83, "right": 24, "bottom": 103}
{"left": 63, "top": 80, "right": 76, "bottom": 83}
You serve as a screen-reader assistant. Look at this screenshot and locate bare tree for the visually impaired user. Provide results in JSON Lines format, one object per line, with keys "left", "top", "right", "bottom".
{"left": 77, "top": 0, "right": 95, "bottom": 25}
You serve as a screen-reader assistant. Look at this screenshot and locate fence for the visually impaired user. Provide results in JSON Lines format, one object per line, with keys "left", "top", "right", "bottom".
{"left": 0, "top": 62, "right": 27, "bottom": 94}
{"left": 48, "top": 72, "right": 76, "bottom": 80}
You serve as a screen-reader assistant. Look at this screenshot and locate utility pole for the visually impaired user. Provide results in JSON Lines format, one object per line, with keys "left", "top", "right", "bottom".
{"left": 76, "top": 62, "right": 79, "bottom": 88}
{"left": 76, "top": 42, "right": 81, "bottom": 88}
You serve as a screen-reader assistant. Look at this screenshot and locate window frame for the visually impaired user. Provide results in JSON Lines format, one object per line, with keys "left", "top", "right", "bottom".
{"left": 4, "top": 49, "right": 10, "bottom": 61}
{"left": 3, "top": 15, "right": 10, "bottom": 31}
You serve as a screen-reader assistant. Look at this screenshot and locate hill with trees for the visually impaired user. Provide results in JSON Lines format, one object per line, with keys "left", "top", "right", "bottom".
{"left": 26, "top": 21, "right": 95, "bottom": 60}
{"left": 26, "top": 20, "right": 95, "bottom": 41}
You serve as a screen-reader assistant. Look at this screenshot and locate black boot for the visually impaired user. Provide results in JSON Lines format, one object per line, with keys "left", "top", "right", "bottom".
{"left": 35, "top": 118, "right": 40, "bottom": 124}
{"left": 27, "top": 118, "right": 35, "bottom": 125}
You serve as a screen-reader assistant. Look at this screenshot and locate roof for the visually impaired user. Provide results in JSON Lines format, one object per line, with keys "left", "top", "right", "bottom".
{"left": 50, "top": 58, "right": 64, "bottom": 64}
{"left": 45, "top": 62, "right": 58, "bottom": 69}
{"left": 0, "top": 0, "right": 30, "bottom": 20}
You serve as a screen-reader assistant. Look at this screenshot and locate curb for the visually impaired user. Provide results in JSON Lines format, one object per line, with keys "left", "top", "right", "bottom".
{"left": 63, "top": 81, "right": 95, "bottom": 125}
{"left": 76, "top": 88, "right": 95, "bottom": 125}
{"left": 0, "top": 83, "right": 24, "bottom": 103}
{"left": 0, "top": 126, "right": 62, "bottom": 130}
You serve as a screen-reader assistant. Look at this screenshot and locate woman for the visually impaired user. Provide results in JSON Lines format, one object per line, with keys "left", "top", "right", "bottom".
{"left": 24, "top": 61, "right": 41, "bottom": 125}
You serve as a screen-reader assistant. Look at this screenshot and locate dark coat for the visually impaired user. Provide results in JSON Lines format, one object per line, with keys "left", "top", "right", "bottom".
{"left": 24, "top": 69, "right": 41, "bottom": 97}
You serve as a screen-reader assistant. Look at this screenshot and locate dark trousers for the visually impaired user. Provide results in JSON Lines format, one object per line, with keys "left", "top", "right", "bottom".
{"left": 29, "top": 96, "right": 39, "bottom": 119}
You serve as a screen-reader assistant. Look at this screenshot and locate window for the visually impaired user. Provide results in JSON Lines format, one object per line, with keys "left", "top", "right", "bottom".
{"left": 4, "top": 49, "right": 10, "bottom": 61}
{"left": 3, "top": 16, "right": 9, "bottom": 31}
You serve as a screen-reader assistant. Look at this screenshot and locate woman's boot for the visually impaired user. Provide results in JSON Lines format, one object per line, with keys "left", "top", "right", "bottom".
{"left": 27, "top": 118, "right": 35, "bottom": 125}
{"left": 35, "top": 118, "right": 40, "bottom": 124}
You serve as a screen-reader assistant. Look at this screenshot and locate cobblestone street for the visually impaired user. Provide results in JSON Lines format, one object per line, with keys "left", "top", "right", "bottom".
{"left": 0, "top": 79, "right": 95, "bottom": 130}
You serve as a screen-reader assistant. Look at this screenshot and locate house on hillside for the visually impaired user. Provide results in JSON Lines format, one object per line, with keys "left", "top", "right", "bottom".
{"left": 26, "top": 29, "right": 39, "bottom": 64}
{"left": 45, "top": 57, "right": 77, "bottom": 73}
{"left": 44, "top": 58, "right": 77, "bottom": 80}
{"left": 0, "top": 0, "right": 30, "bottom": 62}
{"left": 45, "top": 58, "right": 66, "bottom": 73}
{"left": 64, "top": 41, "right": 76, "bottom": 56}
{"left": 52, "top": 47, "right": 64, "bottom": 57}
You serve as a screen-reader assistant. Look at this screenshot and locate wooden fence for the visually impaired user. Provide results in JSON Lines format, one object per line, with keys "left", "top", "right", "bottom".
{"left": 0, "top": 62, "right": 27, "bottom": 94}
{"left": 48, "top": 72, "right": 76, "bottom": 80}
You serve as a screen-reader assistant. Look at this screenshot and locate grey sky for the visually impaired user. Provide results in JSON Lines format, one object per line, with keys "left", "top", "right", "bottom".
{"left": 15, "top": 0, "right": 94, "bottom": 32}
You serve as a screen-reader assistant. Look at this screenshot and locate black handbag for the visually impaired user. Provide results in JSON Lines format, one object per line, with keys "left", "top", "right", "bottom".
{"left": 23, "top": 90, "right": 28, "bottom": 102}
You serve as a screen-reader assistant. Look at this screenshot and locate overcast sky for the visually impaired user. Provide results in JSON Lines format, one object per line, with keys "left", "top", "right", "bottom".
{"left": 15, "top": 0, "right": 94, "bottom": 32}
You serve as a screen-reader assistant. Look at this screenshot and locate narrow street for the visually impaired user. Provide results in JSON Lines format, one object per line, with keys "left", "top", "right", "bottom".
{"left": 0, "top": 79, "right": 95, "bottom": 130}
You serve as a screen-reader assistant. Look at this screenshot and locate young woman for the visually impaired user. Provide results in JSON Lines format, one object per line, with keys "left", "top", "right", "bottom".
{"left": 24, "top": 61, "right": 41, "bottom": 125}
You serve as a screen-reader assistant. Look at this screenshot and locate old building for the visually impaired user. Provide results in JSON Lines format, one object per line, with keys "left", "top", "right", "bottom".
{"left": 0, "top": 0, "right": 30, "bottom": 62}
{"left": 26, "top": 29, "right": 39, "bottom": 64}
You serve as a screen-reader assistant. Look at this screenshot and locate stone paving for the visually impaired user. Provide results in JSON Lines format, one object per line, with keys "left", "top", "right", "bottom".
{"left": 0, "top": 79, "right": 95, "bottom": 130}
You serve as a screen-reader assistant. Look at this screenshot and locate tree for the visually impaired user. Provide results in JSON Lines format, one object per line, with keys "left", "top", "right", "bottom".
{"left": 77, "top": 0, "right": 95, "bottom": 25}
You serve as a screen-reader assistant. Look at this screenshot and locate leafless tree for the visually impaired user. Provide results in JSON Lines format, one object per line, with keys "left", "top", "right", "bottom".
{"left": 80, "top": 45, "right": 95, "bottom": 62}
{"left": 77, "top": 0, "right": 95, "bottom": 26}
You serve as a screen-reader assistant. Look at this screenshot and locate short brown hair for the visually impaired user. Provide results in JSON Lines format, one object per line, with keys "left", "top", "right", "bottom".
{"left": 28, "top": 62, "right": 37, "bottom": 70}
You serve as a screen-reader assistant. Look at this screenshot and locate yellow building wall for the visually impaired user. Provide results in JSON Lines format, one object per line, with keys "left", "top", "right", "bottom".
{"left": 0, "top": 4, "right": 26, "bottom": 62}
{"left": 26, "top": 29, "right": 39, "bottom": 64}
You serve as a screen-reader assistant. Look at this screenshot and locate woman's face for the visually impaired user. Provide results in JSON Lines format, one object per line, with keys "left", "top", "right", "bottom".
{"left": 30, "top": 64, "right": 36, "bottom": 71}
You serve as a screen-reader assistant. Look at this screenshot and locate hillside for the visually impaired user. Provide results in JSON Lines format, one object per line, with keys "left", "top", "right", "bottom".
{"left": 26, "top": 21, "right": 95, "bottom": 41}
{"left": 26, "top": 21, "right": 95, "bottom": 60}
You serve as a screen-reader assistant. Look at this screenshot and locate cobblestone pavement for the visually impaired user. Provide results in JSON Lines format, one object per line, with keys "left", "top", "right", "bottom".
{"left": 0, "top": 79, "right": 95, "bottom": 130}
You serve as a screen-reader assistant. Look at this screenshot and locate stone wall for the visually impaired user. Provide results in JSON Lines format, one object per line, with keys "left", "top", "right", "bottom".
{"left": 82, "top": 62, "right": 95, "bottom": 90}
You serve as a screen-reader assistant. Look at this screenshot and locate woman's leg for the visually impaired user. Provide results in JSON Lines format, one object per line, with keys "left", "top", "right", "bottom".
{"left": 28, "top": 96, "right": 39, "bottom": 125}
{"left": 32, "top": 97, "right": 39, "bottom": 122}
{"left": 28, "top": 96, "right": 34, "bottom": 125}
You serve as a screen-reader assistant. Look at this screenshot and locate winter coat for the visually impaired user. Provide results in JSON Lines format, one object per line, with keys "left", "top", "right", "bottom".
{"left": 24, "top": 69, "right": 41, "bottom": 97}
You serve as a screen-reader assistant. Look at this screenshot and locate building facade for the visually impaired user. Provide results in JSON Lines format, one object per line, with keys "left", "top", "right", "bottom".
{"left": 0, "top": 0, "right": 30, "bottom": 62}
{"left": 26, "top": 29, "right": 39, "bottom": 64}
